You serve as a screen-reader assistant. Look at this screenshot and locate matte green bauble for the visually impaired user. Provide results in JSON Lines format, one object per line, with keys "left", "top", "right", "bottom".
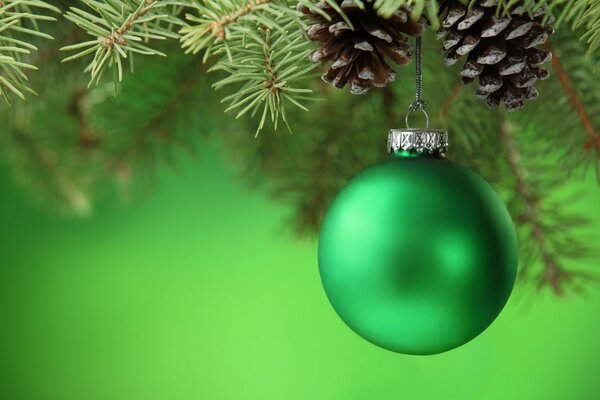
{"left": 318, "top": 131, "right": 518, "bottom": 355}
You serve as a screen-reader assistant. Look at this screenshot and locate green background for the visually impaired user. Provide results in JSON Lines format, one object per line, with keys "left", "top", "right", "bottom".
{"left": 1, "top": 141, "right": 599, "bottom": 400}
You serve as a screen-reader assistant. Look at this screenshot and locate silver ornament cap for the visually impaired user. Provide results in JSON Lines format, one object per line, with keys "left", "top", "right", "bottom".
{"left": 388, "top": 128, "right": 449, "bottom": 156}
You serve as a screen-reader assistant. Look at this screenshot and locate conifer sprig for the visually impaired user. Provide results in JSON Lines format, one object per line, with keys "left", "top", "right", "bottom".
{"left": 4, "top": 0, "right": 600, "bottom": 109}
{"left": 178, "top": 0, "right": 338, "bottom": 134}
{"left": 210, "top": 18, "right": 317, "bottom": 135}
{"left": 179, "top": 0, "right": 346, "bottom": 60}
{"left": 575, "top": 0, "right": 600, "bottom": 72}
{"left": 60, "top": 0, "right": 184, "bottom": 89}
{"left": 0, "top": 0, "right": 59, "bottom": 101}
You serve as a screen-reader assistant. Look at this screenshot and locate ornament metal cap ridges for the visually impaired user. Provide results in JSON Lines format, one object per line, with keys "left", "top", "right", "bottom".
{"left": 387, "top": 128, "right": 449, "bottom": 156}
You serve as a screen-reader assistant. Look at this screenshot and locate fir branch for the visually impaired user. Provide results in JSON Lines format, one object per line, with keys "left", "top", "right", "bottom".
{"left": 291, "top": 89, "right": 349, "bottom": 232}
{"left": 7, "top": 125, "right": 93, "bottom": 215}
{"left": 178, "top": 1, "right": 347, "bottom": 133}
{"left": 181, "top": 0, "right": 276, "bottom": 59}
{"left": 0, "top": 0, "right": 59, "bottom": 101}
{"left": 500, "top": 118, "right": 594, "bottom": 295}
{"left": 548, "top": 42, "right": 600, "bottom": 152}
{"left": 0, "top": 38, "right": 219, "bottom": 215}
{"left": 88, "top": 47, "right": 222, "bottom": 186}
{"left": 0, "top": 49, "right": 100, "bottom": 216}
{"left": 181, "top": 0, "right": 273, "bottom": 55}
{"left": 179, "top": 0, "right": 342, "bottom": 59}
{"left": 60, "top": 0, "right": 184, "bottom": 88}
{"left": 209, "top": 16, "right": 317, "bottom": 135}
{"left": 549, "top": 0, "right": 600, "bottom": 70}
{"left": 575, "top": 1, "right": 600, "bottom": 71}
{"left": 518, "top": 28, "right": 600, "bottom": 180}
{"left": 102, "top": 58, "right": 208, "bottom": 172}
{"left": 500, "top": 119, "right": 561, "bottom": 293}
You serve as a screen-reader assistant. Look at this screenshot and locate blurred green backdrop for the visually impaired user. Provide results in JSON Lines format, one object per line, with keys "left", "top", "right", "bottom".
{"left": 1, "top": 141, "right": 599, "bottom": 400}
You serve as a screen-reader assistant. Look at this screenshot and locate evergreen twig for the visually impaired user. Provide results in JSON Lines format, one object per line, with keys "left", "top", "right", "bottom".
{"left": 8, "top": 125, "right": 92, "bottom": 215}
{"left": 0, "top": 0, "right": 59, "bottom": 101}
{"left": 210, "top": 19, "right": 316, "bottom": 135}
{"left": 60, "top": 0, "right": 184, "bottom": 89}
{"left": 500, "top": 119, "right": 564, "bottom": 294}
{"left": 549, "top": 42, "right": 600, "bottom": 152}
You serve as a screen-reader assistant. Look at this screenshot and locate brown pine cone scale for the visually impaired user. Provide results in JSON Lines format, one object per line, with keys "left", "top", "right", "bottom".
{"left": 439, "top": 0, "right": 554, "bottom": 111}
{"left": 300, "top": 1, "right": 423, "bottom": 95}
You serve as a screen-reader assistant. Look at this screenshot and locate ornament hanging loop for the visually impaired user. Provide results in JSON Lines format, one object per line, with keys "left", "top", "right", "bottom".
{"left": 391, "top": 36, "right": 448, "bottom": 156}
{"left": 405, "top": 36, "right": 429, "bottom": 129}
{"left": 405, "top": 101, "right": 429, "bottom": 129}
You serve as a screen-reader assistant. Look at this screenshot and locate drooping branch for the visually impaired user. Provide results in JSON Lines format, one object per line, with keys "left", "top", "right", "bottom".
{"left": 500, "top": 118, "right": 572, "bottom": 295}
{"left": 61, "top": 0, "right": 182, "bottom": 86}
{"left": 210, "top": 17, "right": 316, "bottom": 135}
{"left": 9, "top": 126, "right": 92, "bottom": 215}
{"left": 0, "top": 0, "right": 59, "bottom": 101}
{"left": 180, "top": 0, "right": 276, "bottom": 56}
{"left": 548, "top": 43, "right": 600, "bottom": 151}
{"left": 108, "top": 59, "right": 207, "bottom": 172}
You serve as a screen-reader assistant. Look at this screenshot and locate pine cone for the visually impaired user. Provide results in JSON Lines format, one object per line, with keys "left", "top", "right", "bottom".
{"left": 438, "top": 0, "right": 554, "bottom": 111}
{"left": 299, "top": 1, "right": 424, "bottom": 95}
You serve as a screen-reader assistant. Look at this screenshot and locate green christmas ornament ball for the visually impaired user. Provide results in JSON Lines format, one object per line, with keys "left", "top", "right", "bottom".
{"left": 318, "top": 130, "right": 518, "bottom": 355}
